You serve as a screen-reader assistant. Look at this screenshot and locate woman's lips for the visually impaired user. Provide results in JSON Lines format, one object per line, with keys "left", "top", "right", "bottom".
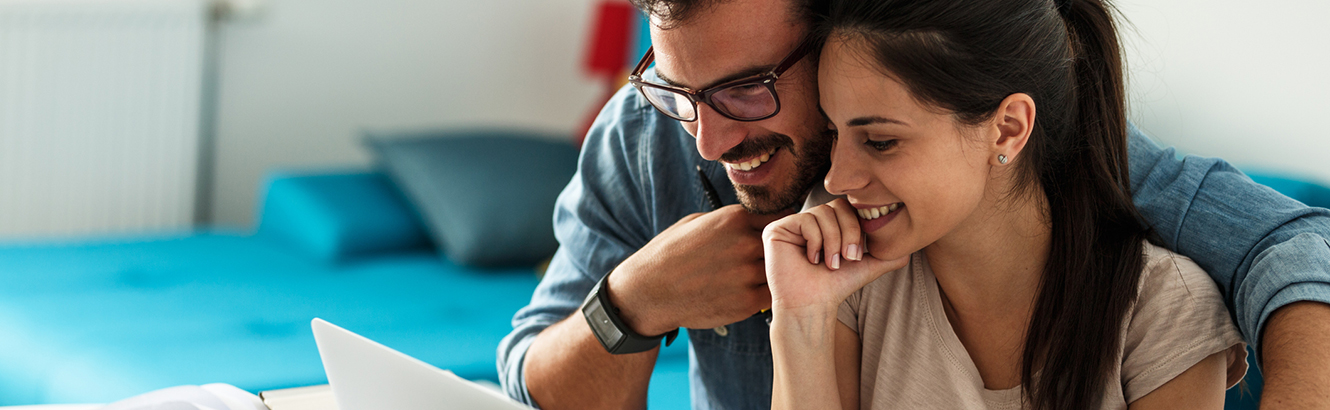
{"left": 858, "top": 203, "right": 904, "bottom": 234}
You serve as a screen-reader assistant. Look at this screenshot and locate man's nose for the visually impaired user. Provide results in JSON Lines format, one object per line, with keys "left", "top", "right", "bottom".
{"left": 691, "top": 104, "right": 747, "bottom": 161}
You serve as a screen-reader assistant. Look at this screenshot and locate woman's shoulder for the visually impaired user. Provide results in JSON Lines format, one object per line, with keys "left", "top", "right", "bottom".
{"left": 1120, "top": 241, "right": 1247, "bottom": 403}
{"left": 1136, "top": 242, "right": 1217, "bottom": 301}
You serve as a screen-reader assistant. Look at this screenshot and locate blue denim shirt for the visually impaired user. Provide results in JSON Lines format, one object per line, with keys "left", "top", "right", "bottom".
{"left": 498, "top": 84, "right": 1330, "bottom": 410}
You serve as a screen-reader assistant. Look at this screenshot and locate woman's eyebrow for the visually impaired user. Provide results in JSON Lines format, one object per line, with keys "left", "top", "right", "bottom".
{"left": 847, "top": 115, "right": 909, "bottom": 127}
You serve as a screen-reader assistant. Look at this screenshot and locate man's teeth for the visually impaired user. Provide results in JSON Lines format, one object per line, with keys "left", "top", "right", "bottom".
{"left": 857, "top": 203, "right": 902, "bottom": 220}
{"left": 725, "top": 147, "right": 778, "bottom": 171}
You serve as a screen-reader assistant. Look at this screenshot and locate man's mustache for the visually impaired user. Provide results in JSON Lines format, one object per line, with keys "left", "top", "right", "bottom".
{"left": 719, "top": 134, "right": 794, "bottom": 163}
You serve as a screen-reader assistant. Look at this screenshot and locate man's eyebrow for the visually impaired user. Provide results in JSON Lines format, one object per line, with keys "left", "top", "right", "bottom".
{"left": 847, "top": 115, "right": 910, "bottom": 127}
{"left": 655, "top": 65, "right": 777, "bottom": 90}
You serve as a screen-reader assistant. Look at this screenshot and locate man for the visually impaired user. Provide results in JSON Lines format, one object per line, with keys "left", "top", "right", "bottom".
{"left": 498, "top": 0, "right": 1330, "bottom": 408}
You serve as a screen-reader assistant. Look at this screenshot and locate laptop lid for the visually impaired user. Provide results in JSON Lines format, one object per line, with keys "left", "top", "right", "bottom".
{"left": 311, "top": 318, "right": 532, "bottom": 410}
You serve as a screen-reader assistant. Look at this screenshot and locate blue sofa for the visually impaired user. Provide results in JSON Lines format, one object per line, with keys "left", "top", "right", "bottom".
{"left": 1, "top": 165, "right": 1325, "bottom": 409}
{"left": 0, "top": 170, "right": 691, "bottom": 408}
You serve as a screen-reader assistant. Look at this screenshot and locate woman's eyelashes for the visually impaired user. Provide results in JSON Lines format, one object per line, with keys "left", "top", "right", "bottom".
{"left": 866, "top": 138, "right": 898, "bottom": 151}
{"left": 825, "top": 127, "right": 896, "bottom": 151}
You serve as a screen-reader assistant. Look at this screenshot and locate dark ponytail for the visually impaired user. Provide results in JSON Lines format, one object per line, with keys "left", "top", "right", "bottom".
{"left": 823, "top": 0, "right": 1150, "bottom": 408}
{"left": 1022, "top": 0, "right": 1149, "bottom": 409}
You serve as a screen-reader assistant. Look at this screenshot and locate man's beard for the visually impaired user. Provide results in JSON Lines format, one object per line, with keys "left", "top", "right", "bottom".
{"left": 722, "top": 131, "right": 831, "bottom": 215}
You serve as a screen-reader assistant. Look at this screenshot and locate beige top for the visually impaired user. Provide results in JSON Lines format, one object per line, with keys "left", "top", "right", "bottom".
{"left": 836, "top": 243, "right": 1248, "bottom": 410}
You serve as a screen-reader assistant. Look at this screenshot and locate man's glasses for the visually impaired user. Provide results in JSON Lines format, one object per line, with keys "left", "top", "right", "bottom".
{"left": 628, "top": 37, "right": 814, "bottom": 122}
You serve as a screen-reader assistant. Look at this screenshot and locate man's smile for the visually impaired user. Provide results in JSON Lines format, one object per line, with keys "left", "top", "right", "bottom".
{"left": 725, "top": 146, "right": 786, "bottom": 186}
{"left": 722, "top": 146, "right": 779, "bottom": 171}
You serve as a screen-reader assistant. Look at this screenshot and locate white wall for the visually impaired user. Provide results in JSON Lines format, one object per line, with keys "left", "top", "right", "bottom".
{"left": 207, "top": 0, "right": 1330, "bottom": 228}
{"left": 1118, "top": 0, "right": 1330, "bottom": 184}
{"left": 211, "top": 0, "right": 602, "bottom": 227}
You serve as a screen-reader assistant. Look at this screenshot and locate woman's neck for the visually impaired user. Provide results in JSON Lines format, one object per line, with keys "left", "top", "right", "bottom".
{"left": 925, "top": 185, "right": 1051, "bottom": 324}
{"left": 924, "top": 184, "right": 1052, "bottom": 389}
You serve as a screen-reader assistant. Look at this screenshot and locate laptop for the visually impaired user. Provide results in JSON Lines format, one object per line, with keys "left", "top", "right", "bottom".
{"left": 311, "top": 318, "right": 533, "bottom": 410}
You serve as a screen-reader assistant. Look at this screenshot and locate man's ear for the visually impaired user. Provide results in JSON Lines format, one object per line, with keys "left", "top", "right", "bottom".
{"left": 990, "top": 93, "right": 1036, "bottom": 166}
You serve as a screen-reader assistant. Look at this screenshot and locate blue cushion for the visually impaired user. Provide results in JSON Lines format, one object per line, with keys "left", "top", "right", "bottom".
{"left": 366, "top": 130, "right": 579, "bottom": 267}
{"left": 256, "top": 171, "right": 430, "bottom": 262}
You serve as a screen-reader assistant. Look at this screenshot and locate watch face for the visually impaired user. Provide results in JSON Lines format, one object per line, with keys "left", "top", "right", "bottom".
{"left": 584, "top": 297, "right": 623, "bottom": 347}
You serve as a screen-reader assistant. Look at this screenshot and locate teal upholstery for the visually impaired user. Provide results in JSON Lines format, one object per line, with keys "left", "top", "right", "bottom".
{"left": 0, "top": 170, "right": 691, "bottom": 409}
{"left": 1247, "top": 172, "right": 1330, "bottom": 209}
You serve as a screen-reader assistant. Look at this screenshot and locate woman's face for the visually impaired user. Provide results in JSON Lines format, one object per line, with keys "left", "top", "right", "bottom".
{"left": 817, "top": 37, "right": 1000, "bottom": 261}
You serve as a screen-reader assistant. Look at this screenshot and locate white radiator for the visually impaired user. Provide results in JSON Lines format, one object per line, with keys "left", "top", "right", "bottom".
{"left": 0, "top": 0, "right": 212, "bottom": 238}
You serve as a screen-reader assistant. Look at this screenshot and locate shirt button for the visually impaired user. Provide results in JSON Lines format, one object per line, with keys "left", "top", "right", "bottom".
{"left": 713, "top": 326, "right": 729, "bottom": 337}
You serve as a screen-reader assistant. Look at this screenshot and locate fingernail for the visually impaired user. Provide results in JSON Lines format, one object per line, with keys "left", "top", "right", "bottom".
{"left": 813, "top": 251, "right": 821, "bottom": 265}
{"left": 831, "top": 253, "right": 841, "bottom": 270}
{"left": 847, "top": 244, "right": 860, "bottom": 261}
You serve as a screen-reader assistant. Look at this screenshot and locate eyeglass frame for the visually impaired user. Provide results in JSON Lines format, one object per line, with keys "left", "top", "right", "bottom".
{"left": 627, "top": 35, "right": 816, "bottom": 122}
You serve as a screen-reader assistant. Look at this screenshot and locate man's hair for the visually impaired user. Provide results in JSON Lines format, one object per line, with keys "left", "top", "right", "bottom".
{"left": 630, "top": 0, "right": 822, "bottom": 29}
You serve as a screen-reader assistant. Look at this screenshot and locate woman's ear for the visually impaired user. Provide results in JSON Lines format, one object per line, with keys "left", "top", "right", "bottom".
{"left": 990, "top": 93, "right": 1036, "bottom": 166}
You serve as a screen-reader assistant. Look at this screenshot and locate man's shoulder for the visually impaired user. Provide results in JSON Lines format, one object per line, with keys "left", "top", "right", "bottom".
{"left": 591, "top": 82, "right": 692, "bottom": 146}
{"left": 582, "top": 83, "right": 702, "bottom": 181}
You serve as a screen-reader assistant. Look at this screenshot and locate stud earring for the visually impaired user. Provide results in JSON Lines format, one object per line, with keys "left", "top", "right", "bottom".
{"left": 998, "top": 154, "right": 1008, "bottom": 165}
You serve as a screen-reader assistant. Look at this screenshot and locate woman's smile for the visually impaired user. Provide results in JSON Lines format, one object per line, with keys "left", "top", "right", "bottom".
{"left": 854, "top": 202, "right": 904, "bottom": 234}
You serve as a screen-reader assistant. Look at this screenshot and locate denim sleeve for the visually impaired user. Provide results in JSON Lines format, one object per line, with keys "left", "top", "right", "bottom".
{"left": 495, "top": 86, "right": 658, "bottom": 407}
{"left": 1127, "top": 123, "right": 1330, "bottom": 358}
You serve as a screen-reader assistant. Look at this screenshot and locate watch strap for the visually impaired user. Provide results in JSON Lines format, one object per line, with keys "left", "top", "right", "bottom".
{"left": 581, "top": 273, "right": 679, "bottom": 354}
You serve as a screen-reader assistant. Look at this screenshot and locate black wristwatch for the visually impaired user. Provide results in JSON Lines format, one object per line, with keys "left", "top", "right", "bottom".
{"left": 581, "top": 273, "right": 679, "bottom": 354}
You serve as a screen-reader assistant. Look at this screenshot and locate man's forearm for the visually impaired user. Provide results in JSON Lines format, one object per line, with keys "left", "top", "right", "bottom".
{"left": 1260, "top": 301, "right": 1330, "bottom": 409}
{"left": 524, "top": 313, "right": 658, "bottom": 410}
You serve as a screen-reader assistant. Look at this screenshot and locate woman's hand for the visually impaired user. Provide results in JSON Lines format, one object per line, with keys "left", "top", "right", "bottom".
{"left": 761, "top": 198, "right": 909, "bottom": 316}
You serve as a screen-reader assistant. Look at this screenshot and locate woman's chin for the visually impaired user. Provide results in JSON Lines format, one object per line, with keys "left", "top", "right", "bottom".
{"left": 864, "top": 239, "right": 915, "bottom": 264}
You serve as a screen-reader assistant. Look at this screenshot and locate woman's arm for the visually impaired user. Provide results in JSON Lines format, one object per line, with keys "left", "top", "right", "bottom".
{"left": 770, "top": 316, "right": 863, "bottom": 410}
{"left": 771, "top": 307, "right": 848, "bottom": 410}
{"left": 1127, "top": 351, "right": 1229, "bottom": 410}
{"left": 764, "top": 198, "right": 905, "bottom": 410}
{"left": 835, "top": 323, "right": 862, "bottom": 410}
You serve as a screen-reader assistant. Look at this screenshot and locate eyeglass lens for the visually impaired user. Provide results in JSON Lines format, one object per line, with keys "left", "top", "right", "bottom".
{"left": 640, "top": 83, "right": 777, "bottom": 121}
{"left": 640, "top": 86, "right": 697, "bottom": 121}
{"left": 711, "top": 84, "right": 777, "bottom": 120}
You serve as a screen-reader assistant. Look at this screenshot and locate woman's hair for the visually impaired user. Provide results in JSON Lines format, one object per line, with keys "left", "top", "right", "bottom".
{"left": 823, "top": 0, "right": 1149, "bottom": 408}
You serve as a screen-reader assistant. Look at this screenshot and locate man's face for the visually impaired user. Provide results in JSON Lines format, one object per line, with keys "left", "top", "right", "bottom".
{"left": 648, "top": 0, "right": 829, "bottom": 214}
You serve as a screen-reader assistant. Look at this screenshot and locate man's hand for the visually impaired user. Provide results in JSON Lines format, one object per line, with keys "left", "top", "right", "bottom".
{"left": 607, "top": 204, "right": 791, "bottom": 336}
{"left": 1260, "top": 301, "right": 1330, "bottom": 409}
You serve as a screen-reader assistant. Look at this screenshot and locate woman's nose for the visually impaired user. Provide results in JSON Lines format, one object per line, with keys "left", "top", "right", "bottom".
{"left": 824, "top": 140, "right": 869, "bottom": 195}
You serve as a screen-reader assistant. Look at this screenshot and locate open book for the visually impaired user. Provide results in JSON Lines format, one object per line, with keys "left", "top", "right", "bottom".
{"left": 98, "top": 383, "right": 266, "bottom": 410}
{"left": 258, "top": 385, "right": 337, "bottom": 410}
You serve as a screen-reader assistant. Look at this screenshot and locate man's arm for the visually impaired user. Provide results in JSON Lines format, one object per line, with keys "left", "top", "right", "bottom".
{"left": 497, "top": 86, "right": 779, "bottom": 409}
{"left": 518, "top": 251, "right": 658, "bottom": 410}
{"left": 514, "top": 205, "right": 779, "bottom": 410}
{"left": 1126, "top": 124, "right": 1330, "bottom": 408}
{"left": 1262, "top": 301, "right": 1330, "bottom": 409}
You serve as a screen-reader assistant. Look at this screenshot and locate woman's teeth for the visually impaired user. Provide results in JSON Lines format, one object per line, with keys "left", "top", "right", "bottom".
{"left": 725, "top": 147, "right": 778, "bottom": 171}
{"left": 857, "top": 203, "right": 902, "bottom": 220}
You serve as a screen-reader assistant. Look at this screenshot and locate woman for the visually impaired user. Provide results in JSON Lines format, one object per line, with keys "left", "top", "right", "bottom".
{"left": 762, "top": 0, "right": 1247, "bottom": 408}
